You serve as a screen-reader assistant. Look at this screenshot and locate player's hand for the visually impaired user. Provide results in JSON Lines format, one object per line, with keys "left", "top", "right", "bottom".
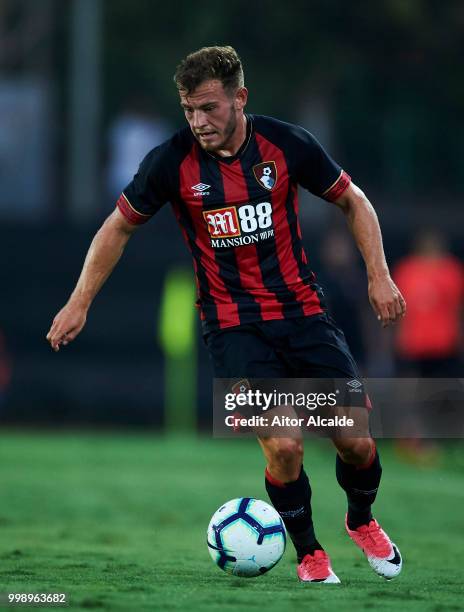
{"left": 368, "top": 273, "right": 406, "bottom": 327}
{"left": 46, "top": 299, "right": 88, "bottom": 352}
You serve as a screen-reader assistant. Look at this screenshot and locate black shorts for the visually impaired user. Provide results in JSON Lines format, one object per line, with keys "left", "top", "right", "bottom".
{"left": 205, "top": 313, "right": 360, "bottom": 379}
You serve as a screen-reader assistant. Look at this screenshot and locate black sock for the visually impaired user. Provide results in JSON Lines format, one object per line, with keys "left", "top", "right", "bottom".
{"left": 336, "top": 446, "right": 382, "bottom": 530}
{"left": 265, "top": 466, "right": 322, "bottom": 562}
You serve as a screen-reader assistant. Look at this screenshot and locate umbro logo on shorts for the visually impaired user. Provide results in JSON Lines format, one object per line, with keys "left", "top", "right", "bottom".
{"left": 347, "top": 379, "right": 363, "bottom": 392}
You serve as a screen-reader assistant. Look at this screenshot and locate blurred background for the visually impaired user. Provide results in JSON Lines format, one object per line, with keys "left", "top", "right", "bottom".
{"left": 1, "top": 0, "right": 463, "bottom": 430}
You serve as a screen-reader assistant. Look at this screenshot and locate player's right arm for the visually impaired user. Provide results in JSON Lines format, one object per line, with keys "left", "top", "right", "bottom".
{"left": 46, "top": 207, "right": 139, "bottom": 352}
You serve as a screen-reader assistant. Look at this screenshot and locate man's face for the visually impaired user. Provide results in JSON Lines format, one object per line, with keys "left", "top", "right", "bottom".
{"left": 179, "top": 80, "right": 247, "bottom": 153}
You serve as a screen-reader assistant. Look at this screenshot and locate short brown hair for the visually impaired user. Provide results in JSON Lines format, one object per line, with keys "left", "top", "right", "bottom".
{"left": 174, "top": 46, "right": 244, "bottom": 95}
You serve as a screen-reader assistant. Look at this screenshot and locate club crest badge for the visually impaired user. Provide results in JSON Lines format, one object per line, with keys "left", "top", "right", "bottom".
{"left": 253, "top": 161, "right": 277, "bottom": 191}
{"left": 231, "top": 379, "right": 251, "bottom": 395}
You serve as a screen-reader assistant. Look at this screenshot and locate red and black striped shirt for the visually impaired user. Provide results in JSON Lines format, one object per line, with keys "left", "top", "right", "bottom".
{"left": 117, "top": 114, "right": 351, "bottom": 333}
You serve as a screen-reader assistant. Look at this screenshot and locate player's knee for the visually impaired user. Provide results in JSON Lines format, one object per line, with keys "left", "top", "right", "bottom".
{"left": 269, "top": 437, "right": 304, "bottom": 469}
{"left": 337, "top": 438, "right": 373, "bottom": 466}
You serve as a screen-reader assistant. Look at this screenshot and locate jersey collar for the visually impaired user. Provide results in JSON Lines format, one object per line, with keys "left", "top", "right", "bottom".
{"left": 202, "top": 114, "right": 253, "bottom": 164}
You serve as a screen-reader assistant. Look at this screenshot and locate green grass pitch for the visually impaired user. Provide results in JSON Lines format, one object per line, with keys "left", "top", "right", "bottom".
{"left": 0, "top": 433, "right": 463, "bottom": 611}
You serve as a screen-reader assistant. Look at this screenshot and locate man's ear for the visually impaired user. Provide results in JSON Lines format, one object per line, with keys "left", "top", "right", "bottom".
{"left": 235, "top": 87, "right": 248, "bottom": 110}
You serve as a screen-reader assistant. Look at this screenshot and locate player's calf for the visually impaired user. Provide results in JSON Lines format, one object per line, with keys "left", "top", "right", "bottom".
{"left": 335, "top": 439, "right": 381, "bottom": 528}
{"left": 260, "top": 436, "right": 314, "bottom": 555}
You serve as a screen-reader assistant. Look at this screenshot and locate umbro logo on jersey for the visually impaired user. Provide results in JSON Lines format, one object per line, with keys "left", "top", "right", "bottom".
{"left": 253, "top": 161, "right": 277, "bottom": 191}
{"left": 191, "top": 182, "right": 211, "bottom": 196}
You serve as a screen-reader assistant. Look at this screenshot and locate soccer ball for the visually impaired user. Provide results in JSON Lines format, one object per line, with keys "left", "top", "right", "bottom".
{"left": 207, "top": 498, "right": 286, "bottom": 577}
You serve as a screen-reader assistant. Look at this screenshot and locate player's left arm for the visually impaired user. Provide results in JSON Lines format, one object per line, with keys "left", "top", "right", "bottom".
{"left": 333, "top": 182, "right": 406, "bottom": 327}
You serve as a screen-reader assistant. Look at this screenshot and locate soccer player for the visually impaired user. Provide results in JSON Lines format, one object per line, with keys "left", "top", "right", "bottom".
{"left": 47, "top": 46, "right": 406, "bottom": 584}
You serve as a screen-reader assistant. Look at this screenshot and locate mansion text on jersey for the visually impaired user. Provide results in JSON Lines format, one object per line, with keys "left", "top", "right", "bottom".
{"left": 211, "top": 229, "right": 275, "bottom": 249}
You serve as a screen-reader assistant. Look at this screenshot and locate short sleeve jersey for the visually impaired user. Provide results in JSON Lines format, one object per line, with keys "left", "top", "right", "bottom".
{"left": 118, "top": 114, "right": 351, "bottom": 334}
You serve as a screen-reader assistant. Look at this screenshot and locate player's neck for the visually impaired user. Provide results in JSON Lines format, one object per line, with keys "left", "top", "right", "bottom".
{"left": 215, "top": 114, "right": 247, "bottom": 158}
